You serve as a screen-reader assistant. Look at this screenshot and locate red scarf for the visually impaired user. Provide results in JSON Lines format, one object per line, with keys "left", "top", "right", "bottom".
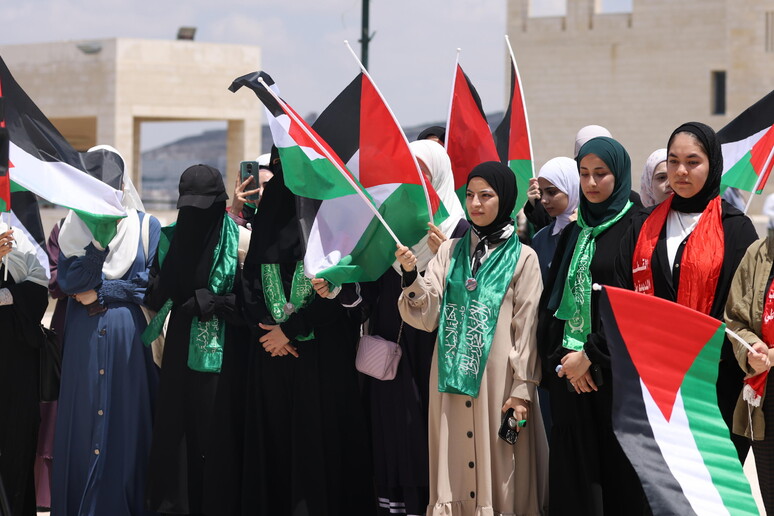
{"left": 632, "top": 196, "right": 724, "bottom": 315}
{"left": 744, "top": 280, "right": 774, "bottom": 407}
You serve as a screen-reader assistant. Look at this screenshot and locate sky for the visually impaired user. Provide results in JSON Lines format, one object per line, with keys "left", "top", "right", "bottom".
{"left": 0, "top": 0, "right": 631, "bottom": 150}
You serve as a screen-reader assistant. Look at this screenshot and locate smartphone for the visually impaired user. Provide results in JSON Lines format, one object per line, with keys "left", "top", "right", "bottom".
{"left": 566, "top": 363, "right": 605, "bottom": 392}
{"left": 498, "top": 408, "right": 521, "bottom": 445}
{"left": 239, "top": 161, "right": 261, "bottom": 202}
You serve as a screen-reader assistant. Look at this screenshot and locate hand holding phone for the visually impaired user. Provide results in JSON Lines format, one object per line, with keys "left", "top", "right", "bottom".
{"left": 498, "top": 408, "right": 526, "bottom": 445}
{"left": 239, "top": 161, "right": 262, "bottom": 202}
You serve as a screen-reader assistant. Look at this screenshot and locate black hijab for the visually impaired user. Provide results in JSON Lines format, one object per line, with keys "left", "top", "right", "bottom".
{"left": 667, "top": 122, "right": 721, "bottom": 213}
{"left": 466, "top": 161, "right": 517, "bottom": 236}
{"left": 576, "top": 136, "right": 632, "bottom": 227}
{"left": 244, "top": 146, "right": 305, "bottom": 266}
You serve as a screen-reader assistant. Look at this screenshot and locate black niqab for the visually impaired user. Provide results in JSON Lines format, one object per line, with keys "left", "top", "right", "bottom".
{"left": 667, "top": 121, "right": 722, "bottom": 213}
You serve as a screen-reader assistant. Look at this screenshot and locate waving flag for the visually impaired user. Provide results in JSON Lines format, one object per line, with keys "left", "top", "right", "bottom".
{"left": 230, "top": 71, "right": 444, "bottom": 285}
{"left": 494, "top": 40, "right": 533, "bottom": 215}
{"left": 720, "top": 90, "right": 774, "bottom": 194}
{"left": 0, "top": 101, "right": 10, "bottom": 212}
{"left": 599, "top": 285, "right": 758, "bottom": 516}
{"left": 445, "top": 61, "right": 499, "bottom": 205}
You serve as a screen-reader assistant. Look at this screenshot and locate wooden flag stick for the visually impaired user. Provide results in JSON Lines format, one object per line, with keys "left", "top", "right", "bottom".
{"left": 504, "top": 35, "right": 536, "bottom": 179}
{"left": 257, "top": 77, "right": 403, "bottom": 247}
{"left": 744, "top": 145, "right": 774, "bottom": 215}
{"left": 343, "top": 40, "right": 435, "bottom": 226}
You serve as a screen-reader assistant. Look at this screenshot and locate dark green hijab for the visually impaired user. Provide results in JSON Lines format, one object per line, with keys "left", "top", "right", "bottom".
{"left": 576, "top": 136, "right": 632, "bottom": 227}
{"left": 547, "top": 136, "right": 632, "bottom": 311}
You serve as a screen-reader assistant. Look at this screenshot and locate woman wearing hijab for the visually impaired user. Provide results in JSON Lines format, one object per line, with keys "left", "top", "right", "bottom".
{"left": 616, "top": 122, "right": 758, "bottom": 463}
{"left": 395, "top": 161, "right": 548, "bottom": 516}
{"left": 143, "top": 164, "right": 248, "bottom": 515}
{"left": 538, "top": 137, "right": 646, "bottom": 515}
{"left": 52, "top": 146, "right": 160, "bottom": 516}
{"left": 0, "top": 225, "right": 48, "bottom": 516}
{"left": 639, "top": 148, "right": 671, "bottom": 207}
{"left": 239, "top": 151, "right": 375, "bottom": 516}
{"left": 530, "top": 157, "right": 580, "bottom": 281}
{"left": 355, "top": 140, "right": 469, "bottom": 516}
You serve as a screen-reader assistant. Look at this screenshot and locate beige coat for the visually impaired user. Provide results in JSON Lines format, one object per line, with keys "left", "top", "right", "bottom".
{"left": 398, "top": 235, "right": 549, "bottom": 516}
{"left": 725, "top": 237, "right": 774, "bottom": 440}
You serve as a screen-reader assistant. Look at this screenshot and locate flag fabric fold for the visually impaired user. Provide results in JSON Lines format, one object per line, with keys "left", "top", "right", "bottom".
{"left": 230, "top": 71, "right": 446, "bottom": 285}
{"left": 599, "top": 285, "right": 758, "bottom": 516}
{"left": 493, "top": 54, "right": 533, "bottom": 214}
{"left": 445, "top": 63, "right": 499, "bottom": 205}
{"left": 720, "top": 89, "right": 774, "bottom": 194}
{"left": 0, "top": 55, "right": 125, "bottom": 247}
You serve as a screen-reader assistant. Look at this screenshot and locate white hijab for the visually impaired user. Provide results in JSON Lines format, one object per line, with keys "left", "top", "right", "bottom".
{"left": 574, "top": 125, "right": 612, "bottom": 157}
{"left": 59, "top": 146, "right": 145, "bottom": 280}
{"left": 392, "top": 140, "right": 466, "bottom": 274}
{"left": 537, "top": 157, "right": 579, "bottom": 235}
{"left": 0, "top": 220, "right": 48, "bottom": 287}
{"left": 640, "top": 148, "right": 668, "bottom": 208}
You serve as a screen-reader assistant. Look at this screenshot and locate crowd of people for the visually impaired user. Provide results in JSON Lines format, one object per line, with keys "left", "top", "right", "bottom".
{"left": 0, "top": 120, "right": 773, "bottom": 516}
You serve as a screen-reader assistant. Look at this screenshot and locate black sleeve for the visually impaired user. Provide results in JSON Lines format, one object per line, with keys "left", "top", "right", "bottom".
{"left": 280, "top": 294, "right": 346, "bottom": 341}
{"left": 5, "top": 281, "right": 48, "bottom": 346}
{"left": 143, "top": 253, "right": 169, "bottom": 312}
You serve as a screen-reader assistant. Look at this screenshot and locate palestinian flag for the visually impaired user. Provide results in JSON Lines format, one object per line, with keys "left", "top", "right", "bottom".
{"left": 10, "top": 188, "right": 49, "bottom": 278}
{"left": 230, "top": 71, "right": 445, "bottom": 285}
{"left": 720, "top": 89, "right": 774, "bottom": 194}
{"left": 0, "top": 55, "right": 125, "bottom": 247}
{"left": 599, "top": 285, "right": 758, "bottom": 516}
{"left": 493, "top": 50, "right": 533, "bottom": 215}
{"left": 0, "top": 98, "right": 10, "bottom": 212}
{"left": 445, "top": 62, "right": 499, "bottom": 205}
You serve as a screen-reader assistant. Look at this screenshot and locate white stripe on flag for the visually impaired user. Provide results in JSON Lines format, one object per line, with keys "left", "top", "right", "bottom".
{"left": 267, "top": 113, "right": 329, "bottom": 163}
{"left": 304, "top": 183, "right": 399, "bottom": 276}
{"left": 721, "top": 126, "right": 769, "bottom": 174}
{"left": 9, "top": 143, "right": 125, "bottom": 217}
{"left": 9, "top": 211, "right": 50, "bottom": 280}
{"left": 642, "top": 379, "right": 728, "bottom": 516}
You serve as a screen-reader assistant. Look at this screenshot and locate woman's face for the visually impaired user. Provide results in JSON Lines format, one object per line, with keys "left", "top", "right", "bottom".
{"left": 667, "top": 133, "right": 709, "bottom": 199}
{"left": 579, "top": 153, "right": 615, "bottom": 204}
{"left": 651, "top": 161, "right": 672, "bottom": 204}
{"left": 538, "top": 177, "right": 570, "bottom": 217}
{"left": 466, "top": 177, "right": 499, "bottom": 227}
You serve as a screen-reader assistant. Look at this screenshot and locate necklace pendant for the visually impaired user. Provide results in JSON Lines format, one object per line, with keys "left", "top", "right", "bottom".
{"left": 465, "top": 278, "right": 478, "bottom": 291}
{"left": 283, "top": 302, "right": 295, "bottom": 315}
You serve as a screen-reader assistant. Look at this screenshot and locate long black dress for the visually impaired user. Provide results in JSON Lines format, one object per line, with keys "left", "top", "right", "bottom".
{"left": 538, "top": 209, "right": 648, "bottom": 516}
{"left": 0, "top": 266, "right": 48, "bottom": 516}
{"left": 614, "top": 200, "right": 758, "bottom": 462}
{"left": 239, "top": 262, "right": 375, "bottom": 516}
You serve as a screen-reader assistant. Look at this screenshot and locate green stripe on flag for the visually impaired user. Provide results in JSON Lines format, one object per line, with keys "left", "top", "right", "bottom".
{"left": 509, "top": 159, "right": 532, "bottom": 216}
{"left": 278, "top": 145, "right": 367, "bottom": 201}
{"left": 681, "top": 324, "right": 759, "bottom": 515}
{"left": 721, "top": 151, "right": 760, "bottom": 194}
{"left": 9, "top": 180, "right": 27, "bottom": 193}
{"left": 317, "top": 184, "right": 448, "bottom": 285}
{"left": 71, "top": 209, "right": 124, "bottom": 249}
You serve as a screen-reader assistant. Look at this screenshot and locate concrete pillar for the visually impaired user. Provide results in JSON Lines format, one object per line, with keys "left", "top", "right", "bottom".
{"left": 96, "top": 108, "right": 135, "bottom": 188}
{"left": 225, "top": 118, "right": 262, "bottom": 198}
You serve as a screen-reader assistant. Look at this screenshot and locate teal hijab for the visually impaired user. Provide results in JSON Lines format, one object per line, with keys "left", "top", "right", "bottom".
{"left": 547, "top": 136, "right": 633, "bottom": 312}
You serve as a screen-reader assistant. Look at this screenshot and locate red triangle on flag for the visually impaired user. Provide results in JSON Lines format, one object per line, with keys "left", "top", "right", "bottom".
{"left": 605, "top": 286, "right": 722, "bottom": 421}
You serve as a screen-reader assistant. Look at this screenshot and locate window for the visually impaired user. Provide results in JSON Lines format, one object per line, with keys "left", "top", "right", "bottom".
{"left": 711, "top": 71, "right": 726, "bottom": 116}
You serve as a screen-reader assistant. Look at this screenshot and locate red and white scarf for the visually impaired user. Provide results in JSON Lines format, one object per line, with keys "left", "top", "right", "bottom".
{"left": 744, "top": 280, "right": 774, "bottom": 407}
{"left": 632, "top": 196, "right": 724, "bottom": 315}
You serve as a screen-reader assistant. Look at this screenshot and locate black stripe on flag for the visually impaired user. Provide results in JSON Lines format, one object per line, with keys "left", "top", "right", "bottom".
{"left": 600, "top": 291, "right": 697, "bottom": 516}
{"left": 718, "top": 89, "right": 774, "bottom": 143}
{"left": 228, "top": 71, "right": 283, "bottom": 118}
{"left": 493, "top": 66, "right": 516, "bottom": 164}
{"left": 312, "top": 74, "right": 362, "bottom": 165}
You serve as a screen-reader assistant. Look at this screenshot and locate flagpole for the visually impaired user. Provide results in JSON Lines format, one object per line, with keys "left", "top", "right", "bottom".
{"left": 444, "top": 49, "right": 461, "bottom": 158}
{"left": 504, "top": 35, "right": 536, "bottom": 179}
{"left": 257, "top": 77, "right": 404, "bottom": 247}
{"left": 343, "top": 40, "right": 435, "bottom": 226}
{"left": 725, "top": 327, "right": 758, "bottom": 354}
{"left": 743, "top": 145, "right": 774, "bottom": 214}
{"left": 2, "top": 212, "right": 7, "bottom": 282}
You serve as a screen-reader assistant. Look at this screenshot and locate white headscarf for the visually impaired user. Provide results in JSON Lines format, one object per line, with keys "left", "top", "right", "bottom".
{"left": 392, "top": 140, "right": 466, "bottom": 273}
{"left": 0, "top": 220, "right": 48, "bottom": 288}
{"left": 574, "top": 125, "right": 612, "bottom": 157}
{"left": 59, "top": 145, "right": 145, "bottom": 280}
{"left": 537, "top": 157, "right": 580, "bottom": 235}
{"left": 640, "top": 148, "right": 668, "bottom": 208}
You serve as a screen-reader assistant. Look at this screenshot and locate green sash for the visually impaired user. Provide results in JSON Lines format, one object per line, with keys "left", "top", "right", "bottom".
{"left": 261, "top": 261, "right": 315, "bottom": 341}
{"left": 141, "top": 214, "right": 240, "bottom": 373}
{"left": 437, "top": 231, "right": 522, "bottom": 397}
{"left": 554, "top": 200, "right": 632, "bottom": 351}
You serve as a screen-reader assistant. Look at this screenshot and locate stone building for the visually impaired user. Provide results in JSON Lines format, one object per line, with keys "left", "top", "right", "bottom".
{"left": 0, "top": 38, "right": 263, "bottom": 193}
{"left": 507, "top": 0, "right": 774, "bottom": 209}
